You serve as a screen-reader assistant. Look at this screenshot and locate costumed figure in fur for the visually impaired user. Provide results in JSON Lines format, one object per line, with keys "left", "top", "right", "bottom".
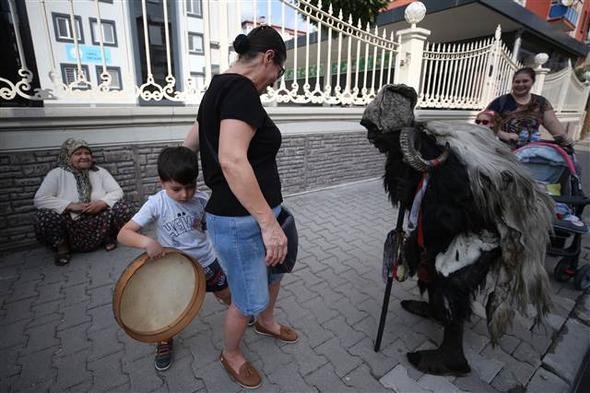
{"left": 361, "top": 84, "right": 554, "bottom": 376}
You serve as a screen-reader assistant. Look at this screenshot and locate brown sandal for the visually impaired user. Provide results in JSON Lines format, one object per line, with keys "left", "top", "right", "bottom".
{"left": 219, "top": 352, "right": 262, "bottom": 389}
{"left": 254, "top": 322, "right": 299, "bottom": 343}
{"left": 54, "top": 252, "right": 71, "bottom": 266}
{"left": 54, "top": 240, "right": 71, "bottom": 266}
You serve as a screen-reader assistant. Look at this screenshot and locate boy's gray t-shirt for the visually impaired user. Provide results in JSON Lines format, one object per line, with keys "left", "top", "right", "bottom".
{"left": 131, "top": 190, "right": 216, "bottom": 267}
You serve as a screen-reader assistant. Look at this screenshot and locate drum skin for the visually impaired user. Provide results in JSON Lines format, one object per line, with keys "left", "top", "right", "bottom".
{"left": 113, "top": 249, "right": 206, "bottom": 343}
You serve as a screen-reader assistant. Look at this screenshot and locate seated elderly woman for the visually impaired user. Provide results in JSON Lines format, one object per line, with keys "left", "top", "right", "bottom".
{"left": 33, "top": 138, "right": 135, "bottom": 265}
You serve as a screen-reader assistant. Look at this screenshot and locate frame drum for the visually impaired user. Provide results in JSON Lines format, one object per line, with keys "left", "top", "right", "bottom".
{"left": 113, "top": 250, "right": 206, "bottom": 343}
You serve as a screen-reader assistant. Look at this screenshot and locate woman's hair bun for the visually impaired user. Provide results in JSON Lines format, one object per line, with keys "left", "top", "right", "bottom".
{"left": 233, "top": 34, "right": 250, "bottom": 54}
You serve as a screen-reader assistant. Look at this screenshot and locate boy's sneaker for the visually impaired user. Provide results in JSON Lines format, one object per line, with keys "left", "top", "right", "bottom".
{"left": 155, "top": 339, "right": 173, "bottom": 371}
{"left": 248, "top": 316, "right": 256, "bottom": 327}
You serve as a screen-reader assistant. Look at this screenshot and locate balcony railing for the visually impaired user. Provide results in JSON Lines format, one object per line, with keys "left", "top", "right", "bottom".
{"left": 548, "top": 4, "right": 579, "bottom": 29}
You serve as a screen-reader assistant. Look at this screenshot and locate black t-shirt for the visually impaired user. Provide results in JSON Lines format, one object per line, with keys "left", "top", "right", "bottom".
{"left": 197, "top": 73, "right": 283, "bottom": 216}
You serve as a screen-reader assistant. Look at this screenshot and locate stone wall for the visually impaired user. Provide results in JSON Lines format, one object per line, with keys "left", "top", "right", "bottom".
{"left": 0, "top": 131, "right": 384, "bottom": 252}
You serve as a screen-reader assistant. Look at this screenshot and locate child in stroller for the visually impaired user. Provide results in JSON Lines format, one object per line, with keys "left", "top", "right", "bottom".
{"left": 514, "top": 141, "right": 590, "bottom": 290}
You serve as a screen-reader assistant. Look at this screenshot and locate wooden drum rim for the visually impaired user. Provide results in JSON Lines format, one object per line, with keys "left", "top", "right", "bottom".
{"left": 112, "top": 249, "right": 207, "bottom": 343}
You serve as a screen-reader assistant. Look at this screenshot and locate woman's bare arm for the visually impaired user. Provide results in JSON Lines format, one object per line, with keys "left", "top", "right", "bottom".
{"left": 542, "top": 109, "right": 566, "bottom": 138}
{"left": 218, "top": 119, "right": 287, "bottom": 266}
{"left": 543, "top": 109, "right": 573, "bottom": 147}
{"left": 496, "top": 130, "right": 519, "bottom": 143}
{"left": 183, "top": 121, "right": 199, "bottom": 152}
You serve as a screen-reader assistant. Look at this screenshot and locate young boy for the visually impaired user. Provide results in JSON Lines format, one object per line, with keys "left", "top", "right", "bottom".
{"left": 117, "top": 146, "right": 231, "bottom": 371}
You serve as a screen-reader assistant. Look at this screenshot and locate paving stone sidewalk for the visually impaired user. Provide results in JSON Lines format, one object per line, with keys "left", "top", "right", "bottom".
{"left": 1, "top": 179, "right": 589, "bottom": 393}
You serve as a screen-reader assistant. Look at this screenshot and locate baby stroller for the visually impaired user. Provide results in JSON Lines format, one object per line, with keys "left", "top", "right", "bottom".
{"left": 514, "top": 141, "right": 590, "bottom": 290}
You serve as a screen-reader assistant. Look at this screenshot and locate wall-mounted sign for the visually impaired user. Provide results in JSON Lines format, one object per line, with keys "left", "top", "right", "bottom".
{"left": 65, "top": 44, "right": 112, "bottom": 65}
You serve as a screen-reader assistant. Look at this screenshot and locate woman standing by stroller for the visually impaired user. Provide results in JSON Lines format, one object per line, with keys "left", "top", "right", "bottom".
{"left": 487, "top": 67, "right": 574, "bottom": 149}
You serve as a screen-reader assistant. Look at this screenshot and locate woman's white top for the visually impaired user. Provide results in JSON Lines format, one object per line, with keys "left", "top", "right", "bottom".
{"left": 34, "top": 166, "right": 123, "bottom": 217}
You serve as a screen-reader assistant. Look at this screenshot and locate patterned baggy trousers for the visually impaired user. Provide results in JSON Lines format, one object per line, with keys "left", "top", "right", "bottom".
{"left": 33, "top": 199, "right": 136, "bottom": 251}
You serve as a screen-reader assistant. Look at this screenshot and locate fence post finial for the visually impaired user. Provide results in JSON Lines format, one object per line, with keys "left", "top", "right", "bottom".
{"left": 532, "top": 52, "right": 549, "bottom": 95}
{"left": 404, "top": 1, "right": 426, "bottom": 28}
{"left": 481, "top": 25, "right": 503, "bottom": 105}
{"left": 394, "top": 2, "right": 430, "bottom": 91}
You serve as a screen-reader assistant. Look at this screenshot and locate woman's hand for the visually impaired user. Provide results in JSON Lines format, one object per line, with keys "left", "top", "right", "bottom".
{"left": 261, "top": 220, "right": 288, "bottom": 266}
{"left": 497, "top": 131, "right": 519, "bottom": 144}
{"left": 66, "top": 202, "right": 89, "bottom": 213}
{"left": 145, "top": 238, "right": 166, "bottom": 259}
{"left": 82, "top": 200, "right": 108, "bottom": 215}
{"left": 554, "top": 133, "right": 574, "bottom": 148}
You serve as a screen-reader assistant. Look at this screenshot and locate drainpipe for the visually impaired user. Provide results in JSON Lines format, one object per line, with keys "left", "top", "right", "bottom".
{"left": 511, "top": 29, "right": 523, "bottom": 63}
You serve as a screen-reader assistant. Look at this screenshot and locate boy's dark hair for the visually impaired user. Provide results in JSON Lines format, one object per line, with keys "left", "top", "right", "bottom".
{"left": 157, "top": 146, "right": 198, "bottom": 184}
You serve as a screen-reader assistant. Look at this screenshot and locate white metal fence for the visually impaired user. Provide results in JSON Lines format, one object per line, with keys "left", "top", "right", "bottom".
{"left": 270, "top": 1, "right": 398, "bottom": 106}
{"left": 542, "top": 60, "right": 589, "bottom": 114}
{"left": 418, "top": 26, "right": 523, "bottom": 109}
{"left": 1, "top": 0, "right": 588, "bottom": 113}
{"left": 420, "top": 39, "right": 495, "bottom": 109}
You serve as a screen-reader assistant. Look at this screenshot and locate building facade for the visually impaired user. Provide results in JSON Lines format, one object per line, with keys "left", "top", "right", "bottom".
{"left": 13, "top": 0, "right": 240, "bottom": 106}
{"left": 378, "top": 0, "right": 588, "bottom": 70}
{"left": 527, "top": 0, "right": 590, "bottom": 43}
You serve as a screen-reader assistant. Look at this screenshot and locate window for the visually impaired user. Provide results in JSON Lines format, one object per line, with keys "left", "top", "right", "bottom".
{"left": 188, "top": 33, "right": 204, "bottom": 54}
{"left": 95, "top": 66, "right": 122, "bottom": 90}
{"left": 148, "top": 24, "right": 164, "bottom": 46}
{"left": 52, "top": 13, "right": 84, "bottom": 43}
{"left": 190, "top": 71, "right": 204, "bottom": 88}
{"left": 187, "top": 0, "right": 202, "bottom": 17}
{"left": 90, "top": 18, "right": 117, "bottom": 47}
{"left": 60, "top": 63, "right": 90, "bottom": 90}
{"left": 583, "top": 11, "right": 590, "bottom": 39}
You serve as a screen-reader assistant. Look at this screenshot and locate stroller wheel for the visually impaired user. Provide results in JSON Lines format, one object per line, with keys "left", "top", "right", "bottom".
{"left": 554, "top": 258, "right": 575, "bottom": 282}
{"left": 574, "top": 265, "right": 590, "bottom": 291}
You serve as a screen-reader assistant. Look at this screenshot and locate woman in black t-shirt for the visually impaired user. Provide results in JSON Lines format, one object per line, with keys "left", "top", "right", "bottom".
{"left": 183, "top": 26, "right": 296, "bottom": 389}
{"left": 486, "top": 67, "right": 573, "bottom": 148}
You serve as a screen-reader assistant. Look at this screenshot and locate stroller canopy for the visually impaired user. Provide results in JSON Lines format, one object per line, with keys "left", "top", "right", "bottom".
{"left": 514, "top": 142, "right": 577, "bottom": 184}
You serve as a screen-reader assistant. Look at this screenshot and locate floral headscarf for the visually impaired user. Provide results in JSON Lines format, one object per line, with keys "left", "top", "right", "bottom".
{"left": 57, "top": 138, "right": 97, "bottom": 203}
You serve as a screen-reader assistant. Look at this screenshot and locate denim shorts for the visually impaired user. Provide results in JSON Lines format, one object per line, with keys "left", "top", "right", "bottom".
{"left": 205, "top": 206, "right": 283, "bottom": 316}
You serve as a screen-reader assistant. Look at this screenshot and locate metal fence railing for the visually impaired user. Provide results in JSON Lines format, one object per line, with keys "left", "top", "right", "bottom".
{"left": 1, "top": 0, "right": 588, "bottom": 113}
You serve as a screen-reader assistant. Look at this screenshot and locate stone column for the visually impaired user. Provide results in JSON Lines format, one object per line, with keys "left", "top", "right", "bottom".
{"left": 532, "top": 53, "right": 549, "bottom": 96}
{"left": 393, "top": 2, "right": 430, "bottom": 93}
{"left": 393, "top": 26, "right": 431, "bottom": 92}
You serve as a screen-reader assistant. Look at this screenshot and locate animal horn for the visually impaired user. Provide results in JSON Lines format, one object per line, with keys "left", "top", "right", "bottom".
{"left": 400, "top": 127, "right": 450, "bottom": 172}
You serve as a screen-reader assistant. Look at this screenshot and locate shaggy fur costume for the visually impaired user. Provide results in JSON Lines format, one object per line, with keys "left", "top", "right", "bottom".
{"left": 361, "top": 84, "right": 554, "bottom": 375}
